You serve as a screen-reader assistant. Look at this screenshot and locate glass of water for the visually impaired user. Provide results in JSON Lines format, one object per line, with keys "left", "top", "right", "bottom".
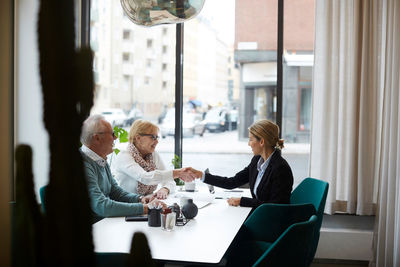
{"left": 161, "top": 211, "right": 176, "bottom": 231}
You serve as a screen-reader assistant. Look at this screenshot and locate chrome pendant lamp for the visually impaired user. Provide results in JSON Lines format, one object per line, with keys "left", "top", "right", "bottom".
{"left": 121, "top": 0, "right": 205, "bottom": 27}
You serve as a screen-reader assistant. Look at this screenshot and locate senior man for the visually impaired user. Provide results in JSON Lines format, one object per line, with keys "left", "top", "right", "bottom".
{"left": 80, "top": 114, "right": 165, "bottom": 219}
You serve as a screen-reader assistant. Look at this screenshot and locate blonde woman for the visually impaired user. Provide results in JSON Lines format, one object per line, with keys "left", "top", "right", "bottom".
{"left": 113, "top": 119, "right": 195, "bottom": 199}
{"left": 190, "top": 119, "right": 293, "bottom": 209}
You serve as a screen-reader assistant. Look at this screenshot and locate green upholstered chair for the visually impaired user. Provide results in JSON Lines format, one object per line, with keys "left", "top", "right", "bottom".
{"left": 224, "top": 204, "right": 317, "bottom": 267}
{"left": 224, "top": 177, "right": 328, "bottom": 267}
{"left": 253, "top": 215, "right": 318, "bottom": 267}
{"left": 290, "top": 177, "right": 329, "bottom": 265}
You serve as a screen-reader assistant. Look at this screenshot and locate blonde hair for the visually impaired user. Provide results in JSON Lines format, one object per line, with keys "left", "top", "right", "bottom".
{"left": 249, "top": 119, "right": 284, "bottom": 150}
{"left": 128, "top": 119, "right": 159, "bottom": 144}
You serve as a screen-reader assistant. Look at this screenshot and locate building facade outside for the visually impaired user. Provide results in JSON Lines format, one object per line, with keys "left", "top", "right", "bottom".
{"left": 90, "top": 0, "right": 240, "bottom": 123}
{"left": 90, "top": 0, "right": 176, "bottom": 120}
{"left": 235, "top": 0, "right": 314, "bottom": 142}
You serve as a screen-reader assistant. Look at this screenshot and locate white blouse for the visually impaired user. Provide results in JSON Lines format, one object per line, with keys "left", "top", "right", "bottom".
{"left": 112, "top": 150, "right": 176, "bottom": 194}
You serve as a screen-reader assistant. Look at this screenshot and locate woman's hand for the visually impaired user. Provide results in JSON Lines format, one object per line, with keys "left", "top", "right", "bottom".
{"left": 154, "top": 187, "right": 169, "bottom": 199}
{"left": 186, "top": 167, "right": 203, "bottom": 179}
{"left": 227, "top": 197, "right": 241, "bottom": 206}
{"left": 173, "top": 168, "right": 198, "bottom": 182}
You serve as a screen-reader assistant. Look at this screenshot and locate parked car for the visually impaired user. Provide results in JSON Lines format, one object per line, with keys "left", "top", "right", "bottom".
{"left": 203, "top": 108, "right": 229, "bottom": 132}
{"left": 160, "top": 108, "right": 205, "bottom": 138}
{"left": 124, "top": 108, "right": 143, "bottom": 127}
{"left": 101, "top": 108, "right": 127, "bottom": 127}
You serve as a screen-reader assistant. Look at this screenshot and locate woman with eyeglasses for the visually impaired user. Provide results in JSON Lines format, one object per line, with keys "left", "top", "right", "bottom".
{"left": 113, "top": 119, "right": 195, "bottom": 199}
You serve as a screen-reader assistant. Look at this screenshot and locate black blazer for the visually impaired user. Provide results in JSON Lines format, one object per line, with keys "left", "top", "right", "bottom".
{"left": 203, "top": 150, "right": 293, "bottom": 209}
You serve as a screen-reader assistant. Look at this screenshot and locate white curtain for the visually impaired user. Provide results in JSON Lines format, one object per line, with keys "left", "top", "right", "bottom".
{"left": 310, "top": 0, "right": 380, "bottom": 215}
{"left": 372, "top": 0, "right": 400, "bottom": 265}
{"left": 312, "top": 0, "right": 400, "bottom": 265}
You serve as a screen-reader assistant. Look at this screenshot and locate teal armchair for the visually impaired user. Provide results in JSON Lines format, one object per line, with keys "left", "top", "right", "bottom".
{"left": 253, "top": 215, "right": 318, "bottom": 267}
{"left": 224, "top": 204, "right": 316, "bottom": 267}
{"left": 224, "top": 177, "right": 328, "bottom": 267}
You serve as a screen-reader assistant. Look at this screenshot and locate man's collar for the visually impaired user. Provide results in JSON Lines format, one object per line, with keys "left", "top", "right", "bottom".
{"left": 81, "top": 145, "right": 107, "bottom": 167}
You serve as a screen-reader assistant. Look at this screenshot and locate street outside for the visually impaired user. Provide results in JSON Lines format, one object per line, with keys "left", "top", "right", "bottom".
{"left": 117, "top": 130, "right": 310, "bottom": 188}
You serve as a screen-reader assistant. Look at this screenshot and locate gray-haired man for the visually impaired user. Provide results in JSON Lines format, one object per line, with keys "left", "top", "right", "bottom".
{"left": 80, "top": 114, "right": 163, "bottom": 219}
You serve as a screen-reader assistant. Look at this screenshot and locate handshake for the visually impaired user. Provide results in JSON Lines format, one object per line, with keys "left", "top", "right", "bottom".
{"left": 173, "top": 167, "right": 203, "bottom": 182}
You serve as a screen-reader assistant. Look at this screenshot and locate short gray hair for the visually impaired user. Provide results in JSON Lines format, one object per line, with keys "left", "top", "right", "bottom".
{"left": 80, "top": 114, "right": 106, "bottom": 145}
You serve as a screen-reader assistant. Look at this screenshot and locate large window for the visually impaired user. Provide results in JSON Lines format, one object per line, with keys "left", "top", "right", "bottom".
{"left": 90, "top": 0, "right": 314, "bottom": 184}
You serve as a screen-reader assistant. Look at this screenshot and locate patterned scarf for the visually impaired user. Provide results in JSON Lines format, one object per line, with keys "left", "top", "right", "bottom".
{"left": 128, "top": 143, "right": 158, "bottom": 195}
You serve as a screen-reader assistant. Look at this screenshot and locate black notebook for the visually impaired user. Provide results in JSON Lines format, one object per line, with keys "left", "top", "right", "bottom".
{"left": 125, "top": 215, "right": 148, "bottom": 222}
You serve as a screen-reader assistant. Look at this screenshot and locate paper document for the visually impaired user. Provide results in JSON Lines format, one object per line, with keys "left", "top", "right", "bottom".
{"left": 168, "top": 192, "right": 215, "bottom": 209}
{"left": 212, "top": 190, "right": 245, "bottom": 199}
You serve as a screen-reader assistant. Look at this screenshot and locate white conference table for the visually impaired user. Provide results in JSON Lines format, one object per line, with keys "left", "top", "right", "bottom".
{"left": 93, "top": 188, "right": 252, "bottom": 264}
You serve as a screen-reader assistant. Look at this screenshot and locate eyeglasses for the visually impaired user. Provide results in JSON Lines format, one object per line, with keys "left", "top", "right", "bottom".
{"left": 96, "top": 131, "right": 116, "bottom": 138}
{"left": 140, "top": 134, "right": 160, "bottom": 141}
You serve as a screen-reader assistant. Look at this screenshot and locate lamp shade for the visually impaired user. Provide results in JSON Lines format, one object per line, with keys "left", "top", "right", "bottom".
{"left": 121, "top": 0, "right": 205, "bottom": 27}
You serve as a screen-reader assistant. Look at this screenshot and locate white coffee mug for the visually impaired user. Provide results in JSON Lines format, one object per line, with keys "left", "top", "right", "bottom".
{"left": 184, "top": 181, "right": 196, "bottom": 192}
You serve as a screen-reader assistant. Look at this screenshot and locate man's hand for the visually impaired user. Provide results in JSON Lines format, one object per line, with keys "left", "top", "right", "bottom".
{"left": 185, "top": 167, "right": 203, "bottom": 179}
{"left": 141, "top": 194, "right": 155, "bottom": 204}
{"left": 143, "top": 199, "right": 167, "bottom": 214}
{"left": 154, "top": 187, "right": 169, "bottom": 199}
{"left": 179, "top": 168, "right": 197, "bottom": 182}
{"left": 148, "top": 198, "right": 167, "bottom": 209}
{"left": 227, "top": 197, "right": 241, "bottom": 207}
{"left": 173, "top": 168, "right": 197, "bottom": 182}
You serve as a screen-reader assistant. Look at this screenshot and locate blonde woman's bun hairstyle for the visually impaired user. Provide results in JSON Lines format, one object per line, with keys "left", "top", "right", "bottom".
{"left": 249, "top": 119, "right": 284, "bottom": 150}
{"left": 128, "top": 119, "right": 159, "bottom": 144}
{"left": 277, "top": 138, "right": 284, "bottom": 149}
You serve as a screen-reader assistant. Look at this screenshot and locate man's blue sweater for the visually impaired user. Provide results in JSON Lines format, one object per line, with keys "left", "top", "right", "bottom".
{"left": 81, "top": 151, "right": 144, "bottom": 217}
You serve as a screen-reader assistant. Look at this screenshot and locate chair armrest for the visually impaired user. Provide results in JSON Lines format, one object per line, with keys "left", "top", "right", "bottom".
{"left": 254, "top": 215, "right": 318, "bottom": 267}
